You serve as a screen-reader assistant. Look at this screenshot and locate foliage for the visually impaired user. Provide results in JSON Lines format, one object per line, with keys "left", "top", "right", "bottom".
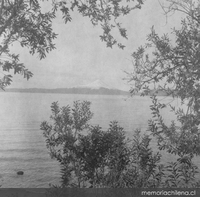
{"left": 39, "top": 0, "right": 200, "bottom": 188}
{"left": 40, "top": 100, "right": 93, "bottom": 186}
{"left": 41, "top": 101, "right": 130, "bottom": 187}
{"left": 163, "top": 157, "right": 199, "bottom": 188}
{"left": 0, "top": 0, "right": 144, "bottom": 89}
{"left": 124, "top": 0, "right": 200, "bottom": 188}
{"left": 148, "top": 95, "right": 200, "bottom": 157}
{"left": 127, "top": 0, "right": 200, "bottom": 98}
{"left": 0, "top": 0, "right": 57, "bottom": 89}
{"left": 41, "top": 100, "right": 200, "bottom": 188}
{"left": 51, "top": 0, "right": 144, "bottom": 49}
{"left": 112, "top": 130, "right": 163, "bottom": 188}
{"left": 126, "top": 0, "right": 200, "bottom": 167}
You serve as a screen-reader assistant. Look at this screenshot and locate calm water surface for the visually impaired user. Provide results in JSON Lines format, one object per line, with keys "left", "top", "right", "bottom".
{"left": 0, "top": 92, "right": 195, "bottom": 187}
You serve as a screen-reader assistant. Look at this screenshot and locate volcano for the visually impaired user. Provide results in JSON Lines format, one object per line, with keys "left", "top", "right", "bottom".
{"left": 76, "top": 80, "right": 113, "bottom": 89}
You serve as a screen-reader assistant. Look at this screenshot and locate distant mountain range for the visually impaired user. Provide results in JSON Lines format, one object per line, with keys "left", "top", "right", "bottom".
{"left": 3, "top": 80, "right": 168, "bottom": 96}
{"left": 4, "top": 87, "right": 128, "bottom": 95}
{"left": 4, "top": 80, "right": 129, "bottom": 95}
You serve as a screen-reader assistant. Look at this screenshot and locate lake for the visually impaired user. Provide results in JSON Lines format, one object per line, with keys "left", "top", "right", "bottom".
{"left": 0, "top": 92, "right": 193, "bottom": 187}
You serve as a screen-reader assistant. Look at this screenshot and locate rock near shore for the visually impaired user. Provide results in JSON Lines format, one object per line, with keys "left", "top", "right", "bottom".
{"left": 17, "top": 171, "right": 24, "bottom": 175}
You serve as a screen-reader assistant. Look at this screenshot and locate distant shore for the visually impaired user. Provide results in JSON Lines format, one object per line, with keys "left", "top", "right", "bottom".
{"left": 2, "top": 87, "right": 168, "bottom": 96}
{"left": 2, "top": 87, "right": 129, "bottom": 96}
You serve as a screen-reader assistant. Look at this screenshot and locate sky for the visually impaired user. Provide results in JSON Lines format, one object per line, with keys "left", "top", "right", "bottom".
{"left": 9, "top": 0, "right": 184, "bottom": 90}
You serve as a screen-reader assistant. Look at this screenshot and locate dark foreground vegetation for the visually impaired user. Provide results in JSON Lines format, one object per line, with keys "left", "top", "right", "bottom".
{"left": 41, "top": 100, "right": 200, "bottom": 188}
{"left": 2, "top": 0, "right": 200, "bottom": 190}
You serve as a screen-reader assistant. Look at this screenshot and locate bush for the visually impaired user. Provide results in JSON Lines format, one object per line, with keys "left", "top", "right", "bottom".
{"left": 41, "top": 100, "right": 200, "bottom": 188}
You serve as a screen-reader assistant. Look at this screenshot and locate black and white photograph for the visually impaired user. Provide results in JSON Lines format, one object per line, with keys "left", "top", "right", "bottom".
{"left": 0, "top": 0, "right": 199, "bottom": 196}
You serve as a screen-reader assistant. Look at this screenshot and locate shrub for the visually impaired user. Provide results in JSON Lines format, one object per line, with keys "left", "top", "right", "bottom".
{"left": 41, "top": 100, "right": 200, "bottom": 188}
